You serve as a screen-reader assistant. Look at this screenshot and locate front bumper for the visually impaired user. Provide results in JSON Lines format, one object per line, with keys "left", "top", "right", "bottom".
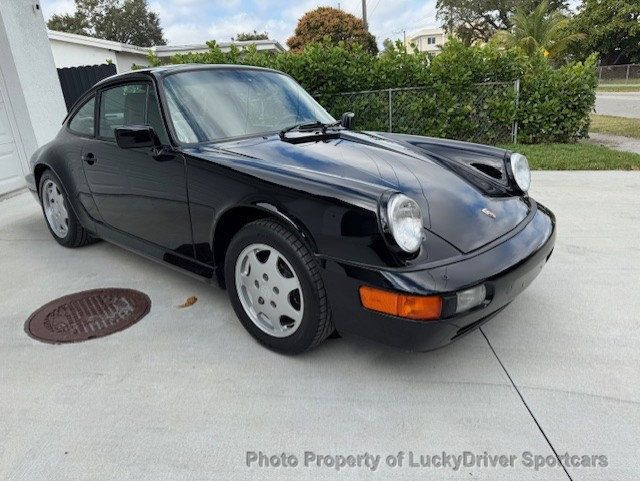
{"left": 318, "top": 202, "right": 556, "bottom": 351}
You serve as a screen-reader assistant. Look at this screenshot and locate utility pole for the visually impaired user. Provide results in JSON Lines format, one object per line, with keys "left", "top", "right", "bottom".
{"left": 361, "top": 0, "right": 368, "bottom": 30}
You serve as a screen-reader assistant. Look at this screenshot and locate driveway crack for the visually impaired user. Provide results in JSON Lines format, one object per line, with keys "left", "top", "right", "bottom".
{"left": 480, "top": 327, "right": 574, "bottom": 481}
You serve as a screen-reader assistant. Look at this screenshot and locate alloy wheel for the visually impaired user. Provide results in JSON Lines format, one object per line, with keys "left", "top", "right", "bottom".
{"left": 42, "top": 179, "right": 69, "bottom": 238}
{"left": 234, "top": 243, "right": 304, "bottom": 338}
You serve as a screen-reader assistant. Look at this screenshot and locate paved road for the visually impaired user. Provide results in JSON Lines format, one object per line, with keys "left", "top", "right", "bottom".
{"left": 1, "top": 172, "right": 639, "bottom": 480}
{"left": 595, "top": 92, "right": 640, "bottom": 118}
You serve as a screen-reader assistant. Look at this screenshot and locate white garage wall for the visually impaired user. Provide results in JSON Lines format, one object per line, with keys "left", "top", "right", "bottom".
{"left": 115, "top": 51, "right": 149, "bottom": 72}
{"left": 48, "top": 33, "right": 285, "bottom": 73}
{"left": 48, "top": 31, "right": 149, "bottom": 72}
{"left": 50, "top": 38, "right": 118, "bottom": 68}
{"left": 0, "top": 1, "right": 67, "bottom": 195}
{"left": 0, "top": 74, "right": 25, "bottom": 194}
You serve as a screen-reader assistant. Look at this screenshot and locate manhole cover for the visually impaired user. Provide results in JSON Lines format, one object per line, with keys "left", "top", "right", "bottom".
{"left": 25, "top": 288, "right": 150, "bottom": 344}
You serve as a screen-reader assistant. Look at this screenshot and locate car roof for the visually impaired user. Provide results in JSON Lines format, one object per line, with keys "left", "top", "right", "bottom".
{"left": 92, "top": 64, "right": 284, "bottom": 89}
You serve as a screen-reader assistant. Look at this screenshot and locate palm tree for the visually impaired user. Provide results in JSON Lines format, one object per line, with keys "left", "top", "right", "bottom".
{"left": 492, "top": 0, "right": 585, "bottom": 59}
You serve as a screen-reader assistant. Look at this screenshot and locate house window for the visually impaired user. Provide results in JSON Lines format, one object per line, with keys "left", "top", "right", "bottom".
{"left": 427, "top": 36, "right": 436, "bottom": 45}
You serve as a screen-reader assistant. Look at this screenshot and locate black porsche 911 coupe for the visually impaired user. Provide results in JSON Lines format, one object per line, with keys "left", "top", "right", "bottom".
{"left": 26, "top": 65, "right": 555, "bottom": 353}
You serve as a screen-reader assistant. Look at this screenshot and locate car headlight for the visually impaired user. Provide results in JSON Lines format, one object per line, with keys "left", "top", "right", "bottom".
{"left": 387, "top": 193, "right": 423, "bottom": 253}
{"left": 510, "top": 152, "right": 531, "bottom": 192}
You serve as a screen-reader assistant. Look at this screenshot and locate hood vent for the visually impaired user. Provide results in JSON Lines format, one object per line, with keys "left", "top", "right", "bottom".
{"left": 471, "top": 162, "right": 503, "bottom": 180}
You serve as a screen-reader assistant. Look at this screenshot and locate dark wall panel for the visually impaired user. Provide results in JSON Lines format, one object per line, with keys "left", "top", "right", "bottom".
{"left": 57, "top": 64, "right": 117, "bottom": 111}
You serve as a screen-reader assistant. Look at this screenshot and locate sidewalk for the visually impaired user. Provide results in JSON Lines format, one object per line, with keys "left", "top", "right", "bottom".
{"left": 586, "top": 132, "right": 640, "bottom": 155}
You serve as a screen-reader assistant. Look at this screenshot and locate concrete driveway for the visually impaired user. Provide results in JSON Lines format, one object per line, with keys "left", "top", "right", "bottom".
{"left": 595, "top": 92, "right": 640, "bottom": 118}
{"left": 1, "top": 172, "right": 638, "bottom": 481}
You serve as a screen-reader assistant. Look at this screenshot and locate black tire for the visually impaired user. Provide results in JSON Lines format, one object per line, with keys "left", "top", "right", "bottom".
{"left": 39, "top": 170, "right": 97, "bottom": 248}
{"left": 224, "top": 219, "right": 334, "bottom": 353}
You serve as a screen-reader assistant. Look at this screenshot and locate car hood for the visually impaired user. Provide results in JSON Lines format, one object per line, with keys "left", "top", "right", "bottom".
{"left": 207, "top": 132, "right": 530, "bottom": 254}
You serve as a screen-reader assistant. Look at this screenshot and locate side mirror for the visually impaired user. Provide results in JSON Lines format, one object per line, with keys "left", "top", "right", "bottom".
{"left": 115, "top": 125, "right": 160, "bottom": 149}
{"left": 341, "top": 112, "right": 355, "bottom": 130}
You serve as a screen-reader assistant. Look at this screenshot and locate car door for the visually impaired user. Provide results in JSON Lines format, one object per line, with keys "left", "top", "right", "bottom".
{"left": 81, "top": 81, "right": 193, "bottom": 256}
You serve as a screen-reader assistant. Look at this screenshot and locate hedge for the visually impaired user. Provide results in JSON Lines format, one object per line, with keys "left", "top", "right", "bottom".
{"left": 147, "top": 39, "right": 597, "bottom": 144}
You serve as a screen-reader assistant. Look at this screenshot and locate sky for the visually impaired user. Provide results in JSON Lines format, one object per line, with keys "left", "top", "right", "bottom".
{"left": 41, "top": 0, "right": 440, "bottom": 48}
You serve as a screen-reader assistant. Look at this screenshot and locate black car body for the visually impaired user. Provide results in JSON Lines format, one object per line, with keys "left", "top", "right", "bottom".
{"left": 26, "top": 65, "right": 555, "bottom": 352}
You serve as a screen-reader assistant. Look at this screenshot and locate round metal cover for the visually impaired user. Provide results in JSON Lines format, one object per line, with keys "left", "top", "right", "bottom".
{"left": 25, "top": 288, "right": 150, "bottom": 344}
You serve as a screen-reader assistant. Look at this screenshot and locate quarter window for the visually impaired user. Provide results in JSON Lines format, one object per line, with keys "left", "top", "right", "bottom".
{"left": 68, "top": 97, "right": 95, "bottom": 136}
{"left": 98, "top": 83, "right": 169, "bottom": 144}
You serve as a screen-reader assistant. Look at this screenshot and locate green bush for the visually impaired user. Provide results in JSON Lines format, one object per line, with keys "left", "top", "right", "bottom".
{"left": 148, "top": 39, "right": 597, "bottom": 144}
{"left": 517, "top": 54, "right": 597, "bottom": 143}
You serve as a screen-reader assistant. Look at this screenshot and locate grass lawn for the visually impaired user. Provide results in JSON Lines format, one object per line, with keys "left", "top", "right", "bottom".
{"left": 590, "top": 115, "right": 640, "bottom": 139}
{"left": 500, "top": 143, "right": 640, "bottom": 170}
{"left": 596, "top": 84, "right": 640, "bottom": 93}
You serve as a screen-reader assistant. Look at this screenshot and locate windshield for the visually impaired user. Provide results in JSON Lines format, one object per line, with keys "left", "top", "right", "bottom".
{"left": 162, "top": 68, "right": 335, "bottom": 143}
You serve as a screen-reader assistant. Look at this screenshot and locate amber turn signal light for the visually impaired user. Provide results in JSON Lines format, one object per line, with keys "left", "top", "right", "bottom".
{"left": 359, "top": 286, "right": 442, "bottom": 320}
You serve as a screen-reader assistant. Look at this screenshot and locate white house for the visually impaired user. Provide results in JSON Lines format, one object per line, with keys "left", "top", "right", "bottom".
{"left": 153, "top": 39, "right": 287, "bottom": 62}
{"left": 405, "top": 27, "right": 447, "bottom": 55}
{"left": 48, "top": 30, "right": 286, "bottom": 72}
{"left": 48, "top": 30, "right": 150, "bottom": 72}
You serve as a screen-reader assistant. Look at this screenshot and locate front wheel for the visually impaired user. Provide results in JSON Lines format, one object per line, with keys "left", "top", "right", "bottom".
{"left": 224, "top": 219, "right": 333, "bottom": 353}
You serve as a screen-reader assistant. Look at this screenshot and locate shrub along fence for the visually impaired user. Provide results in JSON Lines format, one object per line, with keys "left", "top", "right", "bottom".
{"left": 147, "top": 38, "right": 597, "bottom": 144}
{"left": 316, "top": 81, "right": 519, "bottom": 144}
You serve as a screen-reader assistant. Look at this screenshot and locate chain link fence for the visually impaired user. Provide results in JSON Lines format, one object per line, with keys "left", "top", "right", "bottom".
{"left": 315, "top": 81, "right": 519, "bottom": 145}
{"left": 598, "top": 64, "right": 640, "bottom": 84}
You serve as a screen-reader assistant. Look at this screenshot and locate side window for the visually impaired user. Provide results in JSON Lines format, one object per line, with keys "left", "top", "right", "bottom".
{"left": 99, "top": 83, "right": 169, "bottom": 144}
{"left": 99, "top": 84, "right": 146, "bottom": 139}
{"left": 68, "top": 97, "right": 95, "bottom": 136}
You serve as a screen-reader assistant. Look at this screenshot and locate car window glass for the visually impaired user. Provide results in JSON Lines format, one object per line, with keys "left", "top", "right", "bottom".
{"left": 99, "top": 84, "right": 148, "bottom": 139}
{"left": 165, "top": 92, "right": 199, "bottom": 143}
{"left": 146, "top": 87, "right": 170, "bottom": 145}
{"left": 68, "top": 97, "right": 95, "bottom": 136}
{"left": 163, "top": 70, "right": 335, "bottom": 143}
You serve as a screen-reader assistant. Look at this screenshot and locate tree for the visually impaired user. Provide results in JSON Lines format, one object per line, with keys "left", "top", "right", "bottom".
{"left": 233, "top": 30, "right": 269, "bottom": 41}
{"left": 570, "top": 0, "right": 640, "bottom": 64}
{"left": 491, "top": 0, "right": 585, "bottom": 59}
{"left": 47, "top": 11, "right": 90, "bottom": 35}
{"left": 382, "top": 38, "right": 395, "bottom": 54}
{"left": 47, "top": 0, "right": 165, "bottom": 46}
{"left": 287, "top": 7, "right": 378, "bottom": 54}
{"left": 436, "top": 0, "right": 567, "bottom": 44}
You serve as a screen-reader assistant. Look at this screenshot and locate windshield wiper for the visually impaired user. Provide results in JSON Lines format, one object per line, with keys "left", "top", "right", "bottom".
{"left": 279, "top": 120, "right": 342, "bottom": 140}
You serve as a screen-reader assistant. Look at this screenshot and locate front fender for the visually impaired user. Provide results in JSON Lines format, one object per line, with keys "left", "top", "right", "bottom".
{"left": 184, "top": 152, "right": 400, "bottom": 268}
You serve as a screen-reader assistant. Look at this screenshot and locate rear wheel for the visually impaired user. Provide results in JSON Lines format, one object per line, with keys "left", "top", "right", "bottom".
{"left": 224, "top": 219, "right": 333, "bottom": 353}
{"left": 39, "top": 170, "right": 96, "bottom": 248}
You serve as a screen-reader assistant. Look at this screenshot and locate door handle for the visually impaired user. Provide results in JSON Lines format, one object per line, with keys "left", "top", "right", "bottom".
{"left": 82, "top": 152, "right": 96, "bottom": 165}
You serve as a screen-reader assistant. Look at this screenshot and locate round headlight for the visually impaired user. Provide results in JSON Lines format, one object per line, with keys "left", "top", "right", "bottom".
{"left": 387, "top": 194, "right": 423, "bottom": 253}
{"left": 510, "top": 152, "right": 531, "bottom": 192}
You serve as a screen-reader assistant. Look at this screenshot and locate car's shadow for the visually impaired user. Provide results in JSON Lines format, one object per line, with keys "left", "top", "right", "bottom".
{"left": 18, "top": 210, "right": 498, "bottom": 376}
